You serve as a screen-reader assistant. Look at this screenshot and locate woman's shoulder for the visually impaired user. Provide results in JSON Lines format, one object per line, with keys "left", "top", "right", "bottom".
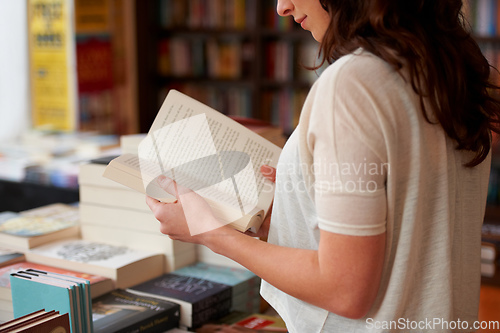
{"left": 319, "top": 48, "right": 398, "bottom": 85}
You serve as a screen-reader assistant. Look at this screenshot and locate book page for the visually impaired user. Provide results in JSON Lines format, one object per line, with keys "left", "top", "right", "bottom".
{"left": 137, "top": 90, "right": 281, "bottom": 223}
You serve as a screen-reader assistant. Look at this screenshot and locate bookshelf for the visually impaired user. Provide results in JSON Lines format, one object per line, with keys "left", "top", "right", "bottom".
{"left": 465, "top": 0, "right": 500, "bottom": 216}
{"left": 135, "top": 0, "right": 322, "bottom": 136}
{"left": 465, "top": 0, "right": 500, "bottom": 287}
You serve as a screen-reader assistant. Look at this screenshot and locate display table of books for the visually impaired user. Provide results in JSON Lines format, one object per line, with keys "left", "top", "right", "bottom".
{"left": 0, "top": 257, "right": 279, "bottom": 332}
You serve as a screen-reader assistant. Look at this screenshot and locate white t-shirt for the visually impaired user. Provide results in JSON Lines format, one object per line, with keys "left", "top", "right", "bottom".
{"left": 260, "top": 49, "right": 491, "bottom": 332}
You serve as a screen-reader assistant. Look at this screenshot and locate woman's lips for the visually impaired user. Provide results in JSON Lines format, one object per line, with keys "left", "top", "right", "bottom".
{"left": 296, "top": 16, "right": 307, "bottom": 29}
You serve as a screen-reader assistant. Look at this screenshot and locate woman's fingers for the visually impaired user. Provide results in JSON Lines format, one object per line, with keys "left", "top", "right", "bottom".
{"left": 261, "top": 165, "right": 276, "bottom": 182}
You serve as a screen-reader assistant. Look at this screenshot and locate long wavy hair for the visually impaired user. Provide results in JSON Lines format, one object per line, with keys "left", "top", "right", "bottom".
{"left": 316, "top": 0, "right": 500, "bottom": 167}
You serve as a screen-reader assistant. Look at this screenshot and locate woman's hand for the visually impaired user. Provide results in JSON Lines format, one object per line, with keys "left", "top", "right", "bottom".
{"left": 244, "top": 165, "right": 276, "bottom": 240}
{"left": 147, "top": 164, "right": 276, "bottom": 243}
{"left": 146, "top": 175, "right": 224, "bottom": 244}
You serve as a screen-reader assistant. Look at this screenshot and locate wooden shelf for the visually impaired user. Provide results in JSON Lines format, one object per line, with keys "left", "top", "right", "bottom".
{"left": 135, "top": 0, "right": 316, "bottom": 133}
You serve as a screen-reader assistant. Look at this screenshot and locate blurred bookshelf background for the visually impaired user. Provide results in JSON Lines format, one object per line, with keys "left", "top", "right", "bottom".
{"left": 0, "top": 0, "right": 322, "bottom": 210}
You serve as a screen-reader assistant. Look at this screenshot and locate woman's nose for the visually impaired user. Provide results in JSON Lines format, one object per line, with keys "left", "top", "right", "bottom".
{"left": 276, "top": 0, "right": 294, "bottom": 16}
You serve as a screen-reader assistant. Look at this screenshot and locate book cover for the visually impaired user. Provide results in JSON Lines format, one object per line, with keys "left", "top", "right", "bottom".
{"left": 25, "top": 239, "right": 165, "bottom": 289}
{"left": 24, "top": 269, "right": 94, "bottom": 333}
{"left": 234, "top": 313, "right": 287, "bottom": 332}
{"left": 205, "top": 311, "right": 287, "bottom": 332}
{"left": 14, "top": 311, "right": 71, "bottom": 332}
{"left": 0, "top": 309, "right": 52, "bottom": 330}
{"left": 0, "top": 309, "right": 71, "bottom": 332}
{"left": 92, "top": 289, "right": 180, "bottom": 333}
{"left": 172, "top": 262, "right": 260, "bottom": 295}
{"left": 10, "top": 273, "right": 79, "bottom": 333}
{"left": 127, "top": 273, "right": 232, "bottom": 329}
{"left": 0, "top": 261, "right": 114, "bottom": 301}
{"left": 0, "top": 203, "right": 80, "bottom": 250}
{"left": 103, "top": 89, "right": 281, "bottom": 234}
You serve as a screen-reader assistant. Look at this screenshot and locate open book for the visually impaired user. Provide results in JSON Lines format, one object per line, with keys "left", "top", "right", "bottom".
{"left": 103, "top": 89, "right": 282, "bottom": 233}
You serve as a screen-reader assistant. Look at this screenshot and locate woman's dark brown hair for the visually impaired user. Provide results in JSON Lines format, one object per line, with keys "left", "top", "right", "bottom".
{"left": 317, "top": 0, "right": 500, "bottom": 167}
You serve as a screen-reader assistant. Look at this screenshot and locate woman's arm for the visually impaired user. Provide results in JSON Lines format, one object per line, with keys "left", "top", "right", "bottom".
{"left": 204, "top": 224, "right": 385, "bottom": 319}
{"left": 146, "top": 173, "right": 385, "bottom": 319}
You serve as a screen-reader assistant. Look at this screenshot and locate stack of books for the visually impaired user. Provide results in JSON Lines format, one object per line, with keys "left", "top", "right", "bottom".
{"left": 0, "top": 203, "right": 80, "bottom": 251}
{"left": 78, "top": 154, "right": 197, "bottom": 272}
{"left": 0, "top": 261, "right": 114, "bottom": 323}
{"left": 0, "top": 309, "right": 70, "bottom": 332}
{"left": 24, "top": 239, "right": 165, "bottom": 290}
{"left": 10, "top": 269, "right": 93, "bottom": 333}
{"left": 127, "top": 272, "right": 232, "bottom": 330}
{"left": 173, "top": 262, "right": 261, "bottom": 313}
{"left": 91, "top": 288, "right": 181, "bottom": 333}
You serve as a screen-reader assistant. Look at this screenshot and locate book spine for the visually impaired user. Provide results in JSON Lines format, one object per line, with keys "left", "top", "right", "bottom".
{"left": 191, "top": 297, "right": 232, "bottom": 329}
{"left": 192, "top": 287, "right": 232, "bottom": 313}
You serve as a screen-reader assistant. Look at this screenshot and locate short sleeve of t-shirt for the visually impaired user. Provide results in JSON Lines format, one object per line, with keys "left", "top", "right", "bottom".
{"left": 305, "top": 52, "right": 392, "bottom": 236}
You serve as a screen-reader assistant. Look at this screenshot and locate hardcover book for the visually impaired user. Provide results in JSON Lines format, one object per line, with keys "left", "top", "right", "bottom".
{"left": 103, "top": 89, "right": 281, "bottom": 233}
{"left": 92, "top": 289, "right": 180, "bottom": 333}
{"left": 127, "top": 273, "right": 232, "bottom": 329}
{"left": 0, "top": 309, "right": 71, "bottom": 333}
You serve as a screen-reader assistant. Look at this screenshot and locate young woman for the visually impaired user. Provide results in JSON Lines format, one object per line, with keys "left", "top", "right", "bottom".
{"left": 147, "top": 0, "right": 500, "bottom": 331}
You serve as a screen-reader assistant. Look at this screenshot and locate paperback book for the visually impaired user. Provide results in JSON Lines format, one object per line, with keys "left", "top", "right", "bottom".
{"left": 92, "top": 289, "right": 180, "bottom": 333}
{"left": 24, "top": 239, "right": 165, "bottom": 289}
{"left": 127, "top": 273, "right": 232, "bottom": 329}
{"left": 0, "top": 247, "right": 25, "bottom": 268}
{"left": 103, "top": 89, "right": 281, "bottom": 233}
{"left": 10, "top": 270, "right": 92, "bottom": 333}
{"left": 0, "top": 203, "right": 80, "bottom": 250}
{"left": 0, "top": 261, "right": 114, "bottom": 301}
{"left": 173, "top": 262, "right": 260, "bottom": 295}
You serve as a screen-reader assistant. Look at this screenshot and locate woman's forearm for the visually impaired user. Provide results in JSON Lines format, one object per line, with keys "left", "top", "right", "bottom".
{"left": 203, "top": 226, "right": 386, "bottom": 319}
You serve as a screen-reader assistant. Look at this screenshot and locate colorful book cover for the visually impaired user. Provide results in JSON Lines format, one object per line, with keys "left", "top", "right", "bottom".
{"left": 127, "top": 273, "right": 232, "bottom": 329}
{"left": 10, "top": 273, "right": 79, "bottom": 333}
{"left": 25, "top": 268, "right": 94, "bottom": 333}
{"left": 172, "top": 262, "right": 260, "bottom": 295}
{"left": 0, "top": 203, "right": 79, "bottom": 237}
{"left": 92, "top": 289, "right": 180, "bottom": 333}
{"left": 234, "top": 313, "right": 287, "bottom": 332}
{"left": 0, "top": 261, "right": 113, "bottom": 300}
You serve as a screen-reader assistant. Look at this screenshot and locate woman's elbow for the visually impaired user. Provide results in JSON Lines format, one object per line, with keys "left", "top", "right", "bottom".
{"left": 322, "top": 290, "right": 377, "bottom": 320}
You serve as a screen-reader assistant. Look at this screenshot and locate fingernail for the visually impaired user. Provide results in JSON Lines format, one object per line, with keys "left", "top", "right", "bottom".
{"left": 261, "top": 165, "right": 272, "bottom": 175}
{"left": 157, "top": 175, "right": 167, "bottom": 185}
